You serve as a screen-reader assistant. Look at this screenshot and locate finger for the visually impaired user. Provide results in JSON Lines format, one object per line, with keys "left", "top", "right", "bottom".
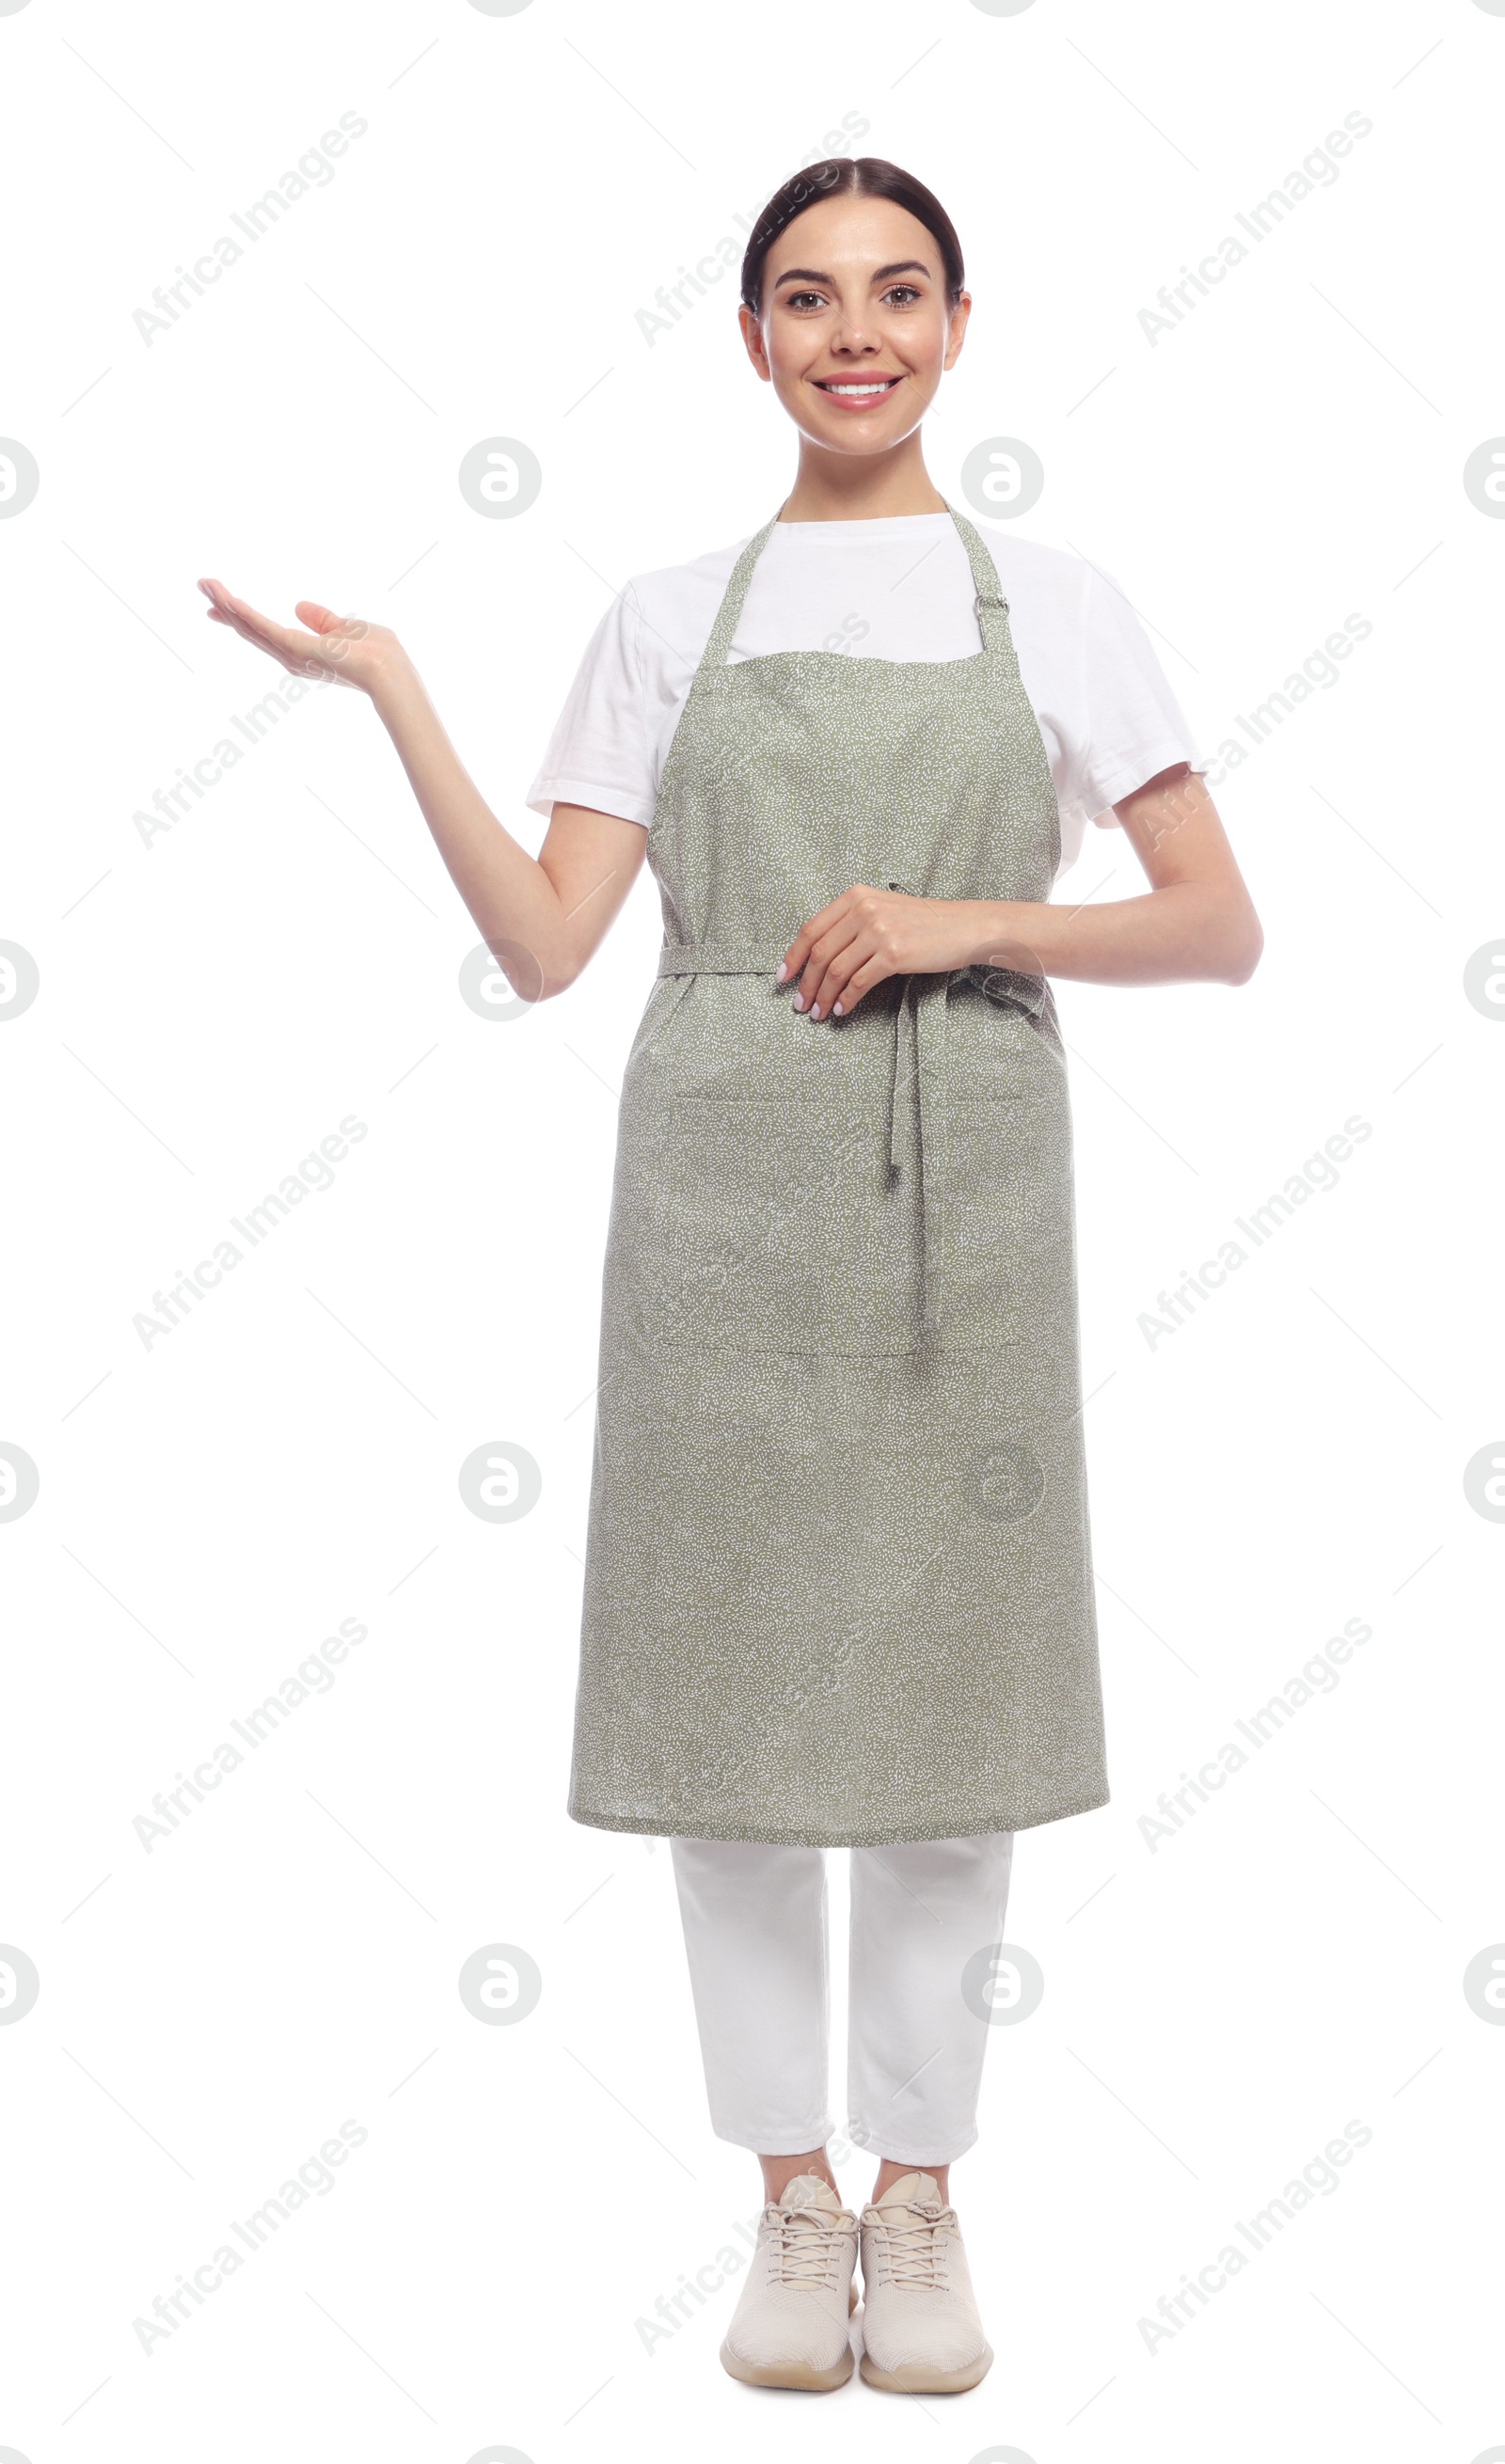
{"left": 203, "top": 597, "right": 277, "bottom": 653}
{"left": 198, "top": 577, "right": 263, "bottom": 624}
{"left": 250, "top": 615, "right": 327, "bottom": 668}
{"left": 294, "top": 600, "right": 370, "bottom": 654}
{"left": 204, "top": 598, "right": 295, "bottom": 663}
{"left": 204, "top": 592, "right": 285, "bottom": 654}
{"left": 203, "top": 598, "right": 325, "bottom": 679}
{"left": 779, "top": 890, "right": 855, "bottom": 987}
{"left": 811, "top": 940, "right": 882, "bottom": 1020}
{"left": 205, "top": 603, "right": 256, "bottom": 634}
{"left": 198, "top": 578, "right": 325, "bottom": 665}
{"left": 796, "top": 920, "right": 863, "bottom": 1019}
{"left": 828, "top": 953, "right": 893, "bottom": 1017}
{"left": 209, "top": 594, "right": 331, "bottom": 677}
{"left": 789, "top": 925, "right": 850, "bottom": 1013}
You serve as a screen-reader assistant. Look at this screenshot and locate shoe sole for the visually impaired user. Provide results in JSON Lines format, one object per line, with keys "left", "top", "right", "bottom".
{"left": 860, "top": 2341, "right": 994, "bottom": 2394}
{"left": 719, "top": 2283, "right": 860, "bottom": 2393}
{"left": 720, "top": 2343, "right": 855, "bottom": 2392}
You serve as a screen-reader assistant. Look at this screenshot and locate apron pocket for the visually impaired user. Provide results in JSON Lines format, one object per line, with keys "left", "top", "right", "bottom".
{"left": 943, "top": 1070, "right": 1077, "bottom": 1358}
{"left": 648, "top": 1096, "right": 922, "bottom": 1357}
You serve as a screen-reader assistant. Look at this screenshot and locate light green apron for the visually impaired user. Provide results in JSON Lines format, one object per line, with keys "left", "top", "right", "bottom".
{"left": 569, "top": 505, "right": 1108, "bottom": 1846}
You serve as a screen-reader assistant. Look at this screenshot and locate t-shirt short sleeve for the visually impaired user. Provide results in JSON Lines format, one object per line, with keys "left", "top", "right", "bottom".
{"left": 525, "top": 585, "right": 657, "bottom": 828}
{"left": 1059, "top": 565, "right": 1210, "bottom": 834}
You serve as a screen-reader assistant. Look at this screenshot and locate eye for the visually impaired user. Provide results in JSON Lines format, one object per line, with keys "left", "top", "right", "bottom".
{"left": 881, "top": 284, "right": 923, "bottom": 307}
{"left": 784, "top": 289, "right": 828, "bottom": 311}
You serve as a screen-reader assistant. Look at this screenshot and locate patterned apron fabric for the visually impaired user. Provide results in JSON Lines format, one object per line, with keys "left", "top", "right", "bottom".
{"left": 568, "top": 505, "right": 1108, "bottom": 1846}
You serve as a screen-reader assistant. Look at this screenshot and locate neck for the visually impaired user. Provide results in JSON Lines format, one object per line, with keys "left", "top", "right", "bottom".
{"left": 779, "top": 431, "right": 946, "bottom": 523}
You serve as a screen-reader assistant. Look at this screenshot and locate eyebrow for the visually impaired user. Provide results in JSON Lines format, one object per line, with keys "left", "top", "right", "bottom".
{"left": 771, "top": 259, "right": 934, "bottom": 291}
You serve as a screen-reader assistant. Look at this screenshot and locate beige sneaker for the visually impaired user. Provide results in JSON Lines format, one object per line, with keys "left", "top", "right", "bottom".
{"left": 858, "top": 2171, "right": 994, "bottom": 2393}
{"left": 719, "top": 2173, "right": 859, "bottom": 2391}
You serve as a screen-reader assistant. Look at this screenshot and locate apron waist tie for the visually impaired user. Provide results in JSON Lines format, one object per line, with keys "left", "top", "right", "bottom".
{"left": 655, "top": 942, "right": 1051, "bottom": 1335}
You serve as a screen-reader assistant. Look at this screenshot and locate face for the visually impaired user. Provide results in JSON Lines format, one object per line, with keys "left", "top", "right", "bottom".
{"left": 739, "top": 191, "right": 970, "bottom": 455}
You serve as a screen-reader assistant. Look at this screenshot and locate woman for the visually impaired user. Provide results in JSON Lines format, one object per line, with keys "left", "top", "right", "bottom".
{"left": 198, "top": 155, "right": 1261, "bottom": 2399}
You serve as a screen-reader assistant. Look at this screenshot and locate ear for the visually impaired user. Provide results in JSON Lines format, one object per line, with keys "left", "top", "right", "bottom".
{"left": 738, "top": 302, "right": 773, "bottom": 383}
{"left": 942, "top": 292, "right": 973, "bottom": 375}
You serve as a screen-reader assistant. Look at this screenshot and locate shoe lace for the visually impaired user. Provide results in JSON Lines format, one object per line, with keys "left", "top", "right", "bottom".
{"left": 876, "top": 2202, "right": 953, "bottom": 2288}
{"left": 766, "top": 2203, "right": 852, "bottom": 2287}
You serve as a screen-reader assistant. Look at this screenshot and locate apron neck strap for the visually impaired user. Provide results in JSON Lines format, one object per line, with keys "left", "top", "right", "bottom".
{"left": 700, "top": 513, "right": 783, "bottom": 671}
{"left": 943, "top": 503, "right": 1018, "bottom": 663}
{"left": 694, "top": 501, "right": 1018, "bottom": 673}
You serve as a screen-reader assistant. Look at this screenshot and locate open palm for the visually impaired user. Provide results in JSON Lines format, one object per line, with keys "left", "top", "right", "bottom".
{"left": 197, "top": 577, "right": 398, "bottom": 693}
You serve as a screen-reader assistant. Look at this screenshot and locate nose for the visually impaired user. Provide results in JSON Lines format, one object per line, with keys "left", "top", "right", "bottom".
{"left": 828, "top": 320, "right": 879, "bottom": 355}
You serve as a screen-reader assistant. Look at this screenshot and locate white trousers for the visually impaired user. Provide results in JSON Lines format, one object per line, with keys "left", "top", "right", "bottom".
{"left": 670, "top": 1831, "right": 1015, "bottom": 2168}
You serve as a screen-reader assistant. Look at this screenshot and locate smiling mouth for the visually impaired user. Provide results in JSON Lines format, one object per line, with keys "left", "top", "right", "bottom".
{"left": 814, "top": 375, "right": 904, "bottom": 400}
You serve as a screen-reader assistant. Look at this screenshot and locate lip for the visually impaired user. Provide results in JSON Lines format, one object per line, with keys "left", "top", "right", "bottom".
{"left": 812, "top": 374, "right": 904, "bottom": 411}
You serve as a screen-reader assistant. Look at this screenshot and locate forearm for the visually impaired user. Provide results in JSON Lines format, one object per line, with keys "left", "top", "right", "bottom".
{"left": 371, "top": 655, "right": 576, "bottom": 994}
{"left": 962, "top": 879, "right": 1262, "bottom": 988}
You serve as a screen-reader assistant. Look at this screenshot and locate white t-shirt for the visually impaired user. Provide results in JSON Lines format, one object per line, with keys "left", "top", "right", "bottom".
{"left": 526, "top": 513, "right": 1208, "bottom": 879}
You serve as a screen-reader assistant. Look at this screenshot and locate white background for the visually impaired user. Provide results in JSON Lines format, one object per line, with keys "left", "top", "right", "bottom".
{"left": 1, "top": 1, "right": 1500, "bottom": 2458}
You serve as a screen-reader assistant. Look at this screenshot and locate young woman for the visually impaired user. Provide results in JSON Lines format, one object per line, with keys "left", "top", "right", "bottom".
{"left": 198, "top": 156, "right": 1261, "bottom": 2399}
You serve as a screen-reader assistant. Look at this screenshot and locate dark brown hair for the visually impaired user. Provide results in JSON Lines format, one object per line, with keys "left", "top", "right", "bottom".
{"left": 739, "top": 157, "right": 965, "bottom": 318}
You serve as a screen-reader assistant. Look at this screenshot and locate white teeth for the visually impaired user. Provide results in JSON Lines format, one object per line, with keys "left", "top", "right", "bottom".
{"left": 823, "top": 381, "right": 895, "bottom": 396}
